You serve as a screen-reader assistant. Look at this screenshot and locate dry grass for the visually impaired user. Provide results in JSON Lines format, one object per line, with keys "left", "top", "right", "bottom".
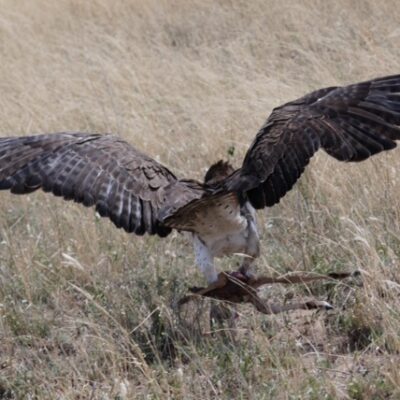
{"left": 1, "top": 0, "right": 400, "bottom": 398}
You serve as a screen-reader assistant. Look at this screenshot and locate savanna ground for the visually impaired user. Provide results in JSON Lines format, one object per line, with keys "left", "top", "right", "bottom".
{"left": 1, "top": 1, "right": 400, "bottom": 398}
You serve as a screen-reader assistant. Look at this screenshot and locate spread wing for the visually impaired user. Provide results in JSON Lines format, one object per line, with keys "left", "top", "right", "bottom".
{"left": 0, "top": 133, "right": 204, "bottom": 237}
{"left": 224, "top": 74, "right": 400, "bottom": 208}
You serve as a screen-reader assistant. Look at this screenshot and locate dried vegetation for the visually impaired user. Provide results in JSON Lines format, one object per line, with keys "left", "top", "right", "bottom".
{"left": 1, "top": 1, "right": 400, "bottom": 398}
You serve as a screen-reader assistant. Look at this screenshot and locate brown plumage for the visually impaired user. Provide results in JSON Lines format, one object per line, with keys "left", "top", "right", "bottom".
{"left": 204, "top": 160, "right": 235, "bottom": 185}
{"left": 1, "top": 74, "right": 400, "bottom": 309}
{"left": 0, "top": 133, "right": 204, "bottom": 237}
{"left": 224, "top": 74, "right": 400, "bottom": 208}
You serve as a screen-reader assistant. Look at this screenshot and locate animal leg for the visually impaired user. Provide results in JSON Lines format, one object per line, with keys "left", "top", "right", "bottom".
{"left": 193, "top": 235, "right": 219, "bottom": 283}
{"left": 247, "top": 271, "right": 356, "bottom": 289}
{"left": 238, "top": 257, "right": 257, "bottom": 279}
{"left": 249, "top": 296, "right": 333, "bottom": 314}
{"left": 238, "top": 214, "right": 260, "bottom": 279}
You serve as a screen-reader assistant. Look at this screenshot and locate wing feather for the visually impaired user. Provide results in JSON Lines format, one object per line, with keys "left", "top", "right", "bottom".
{"left": 224, "top": 74, "right": 400, "bottom": 208}
{"left": 0, "top": 132, "right": 204, "bottom": 236}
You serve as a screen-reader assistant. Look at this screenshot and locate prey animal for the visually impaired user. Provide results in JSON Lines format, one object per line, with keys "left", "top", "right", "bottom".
{"left": 1, "top": 74, "right": 400, "bottom": 313}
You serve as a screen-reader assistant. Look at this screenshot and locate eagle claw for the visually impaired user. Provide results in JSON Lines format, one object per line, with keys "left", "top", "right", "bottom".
{"left": 179, "top": 270, "right": 258, "bottom": 306}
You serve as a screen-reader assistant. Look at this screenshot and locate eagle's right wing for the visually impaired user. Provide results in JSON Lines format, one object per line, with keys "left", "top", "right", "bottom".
{"left": 0, "top": 132, "right": 204, "bottom": 237}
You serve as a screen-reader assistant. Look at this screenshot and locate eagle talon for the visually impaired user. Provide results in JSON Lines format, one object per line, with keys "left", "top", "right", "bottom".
{"left": 182, "top": 269, "right": 258, "bottom": 303}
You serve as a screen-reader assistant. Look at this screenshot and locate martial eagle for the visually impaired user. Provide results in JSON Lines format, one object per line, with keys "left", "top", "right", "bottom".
{"left": 1, "top": 74, "right": 400, "bottom": 312}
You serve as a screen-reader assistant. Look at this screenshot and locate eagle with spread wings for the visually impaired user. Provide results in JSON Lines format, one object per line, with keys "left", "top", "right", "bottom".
{"left": 1, "top": 74, "right": 400, "bottom": 313}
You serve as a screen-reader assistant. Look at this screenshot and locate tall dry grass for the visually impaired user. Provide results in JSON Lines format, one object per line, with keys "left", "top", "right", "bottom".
{"left": 1, "top": 0, "right": 400, "bottom": 398}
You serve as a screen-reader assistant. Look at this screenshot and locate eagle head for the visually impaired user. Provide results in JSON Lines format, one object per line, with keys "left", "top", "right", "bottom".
{"left": 204, "top": 160, "right": 235, "bottom": 185}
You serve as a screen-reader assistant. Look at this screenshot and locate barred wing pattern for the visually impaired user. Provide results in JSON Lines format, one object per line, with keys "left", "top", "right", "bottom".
{"left": 0, "top": 133, "right": 203, "bottom": 237}
{"left": 225, "top": 74, "right": 400, "bottom": 208}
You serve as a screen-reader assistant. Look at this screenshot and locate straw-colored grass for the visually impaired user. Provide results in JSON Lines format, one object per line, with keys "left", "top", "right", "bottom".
{"left": 1, "top": 1, "right": 400, "bottom": 398}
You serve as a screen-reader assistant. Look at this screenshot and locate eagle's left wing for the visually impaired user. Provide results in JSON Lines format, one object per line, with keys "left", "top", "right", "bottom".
{"left": 223, "top": 74, "right": 400, "bottom": 208}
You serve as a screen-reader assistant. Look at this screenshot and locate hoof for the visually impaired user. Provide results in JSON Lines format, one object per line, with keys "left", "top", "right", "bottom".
{"left": 305, "top": 300, "right": 334, "bottom": 310}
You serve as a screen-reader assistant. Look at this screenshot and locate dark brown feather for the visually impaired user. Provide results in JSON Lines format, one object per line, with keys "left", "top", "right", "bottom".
{"left": 0, "top": 133, "right": 205, "bottom": 236}
{"left": 223, "top": 74, "right": 400, "bottom": 208}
